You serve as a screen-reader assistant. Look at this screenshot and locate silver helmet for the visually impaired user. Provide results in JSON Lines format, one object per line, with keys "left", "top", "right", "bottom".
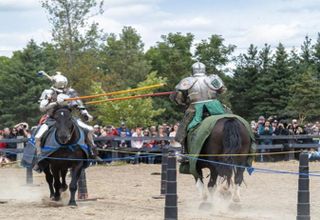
{"left": 52, "top": 72, "right": 68, "bottom": 89}
{"left": 192, "top": 62, "right": 206, "bottom": 76}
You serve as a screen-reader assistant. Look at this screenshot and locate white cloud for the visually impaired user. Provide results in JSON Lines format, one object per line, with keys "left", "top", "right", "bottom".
{"left": 160, "top": 16, "right": 212, "bottom": 30}
{"left": 103, "top": 0, "right": 161, "bottom": 7}
{"left": 104, "top": 4, "right": 153, "bottom": 17}
{"left": 0, "top": 0, "right": 40, "bottom": 11}
{"left": 245, "top": 23, "right": 299, "bottom": 45}
{"left": 0, "top": 29, "right": 51, "bottom": 56}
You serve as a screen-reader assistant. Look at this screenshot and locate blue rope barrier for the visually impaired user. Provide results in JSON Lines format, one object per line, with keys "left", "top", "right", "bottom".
{"left": 0, "top": 148, "right": 160, "bottom": 163}
{"left": 1, "top": 148, "right": 319, "bottom": 178}
{"left": 181, "top": 154, "right": 320, "bottom": 178}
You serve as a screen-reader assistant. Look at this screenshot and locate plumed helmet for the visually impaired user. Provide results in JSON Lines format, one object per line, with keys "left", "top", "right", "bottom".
{"left": 52, "top": 72, "right": 68, "bottom": 89}
{"left": 192, "top": 62, "right": 206, "bottom": 76}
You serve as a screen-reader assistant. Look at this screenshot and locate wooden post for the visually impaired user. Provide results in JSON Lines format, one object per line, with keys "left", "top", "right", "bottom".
{"left": 164, "top": 151, "right": 177, "bottom": 220}
{"left": 26, "top": 167, "right": 33, "bottom": 185}
{"left": 78, "top": 169, "right": 88, "bottom": 200}
{"left": 161, "top": 147, "right": 168, "bottom": 195}
{"left": 297, "top": 152, "right": 310, "bottom": 220}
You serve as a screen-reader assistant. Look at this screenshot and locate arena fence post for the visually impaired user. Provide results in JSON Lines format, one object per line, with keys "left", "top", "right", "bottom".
{"left": 161, "top": 147, "right": 168, "bottom": 195}
{"left": 164, "top": 149, "right": 177, "bottom": 220}
{"left": 78, "top": 169, "right": 88, "bottom": 200}
{"left": 297, "top": 152, "right": 310, "bottom": 220}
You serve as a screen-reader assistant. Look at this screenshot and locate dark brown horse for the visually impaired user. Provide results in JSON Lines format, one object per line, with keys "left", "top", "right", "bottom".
{"left": 39, "top": 108, "right": 87, "bottom": 206}
{"left": 194, "top": 117, "right": 252, "bottom": 203}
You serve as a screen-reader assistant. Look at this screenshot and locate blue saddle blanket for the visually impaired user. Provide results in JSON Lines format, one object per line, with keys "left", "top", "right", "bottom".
{"left": 21, "top": 125, "right": 90, "bottom": 168}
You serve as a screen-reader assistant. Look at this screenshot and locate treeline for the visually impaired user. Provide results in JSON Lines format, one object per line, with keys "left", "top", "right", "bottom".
{"left": 0, "top": 0, "right": 320, "bottom": 127}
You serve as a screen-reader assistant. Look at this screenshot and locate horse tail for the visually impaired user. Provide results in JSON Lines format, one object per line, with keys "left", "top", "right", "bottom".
{"left": 221, "top": 118, "right": 242, "bottom": 185}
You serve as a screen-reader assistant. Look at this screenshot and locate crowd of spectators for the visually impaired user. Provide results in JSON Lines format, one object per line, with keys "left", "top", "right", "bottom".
{"left": 93, "top": 121, "right": 179, "bottom": 150}
{"left": 0, "top": 122, "right": 31, "bottom": 162}
{"left": 251, "top": 115, "right": 320, "bottom": 161}
{"left": 251, "top": 115, "right": 320, "bottom": 137}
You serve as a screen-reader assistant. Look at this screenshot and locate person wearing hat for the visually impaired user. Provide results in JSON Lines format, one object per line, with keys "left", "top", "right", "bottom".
{"left": 117, "top": 122, "right": 132, "bottom": 147}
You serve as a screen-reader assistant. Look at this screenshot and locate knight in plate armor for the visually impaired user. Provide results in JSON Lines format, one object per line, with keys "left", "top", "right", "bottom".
{"left": 33, "top": 71, "right": 100, "bottom": 172}
{"left": 170, "top": 62, "right": 229, "bottom": 161}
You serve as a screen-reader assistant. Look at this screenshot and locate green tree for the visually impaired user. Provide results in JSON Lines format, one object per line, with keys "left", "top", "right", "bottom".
{"left": 41, "top": 0, "right": 104, "bottom": 94}
{"left": 229, "top": 44, "right": 260, "bottom": 119}
{"left": 251, "top": 44, "right": 274, "bottom": 116}
{"left": 99, "top": 26, "right": 151, "bottom": 90}
{"left": 286, "top": 67, "right": 320, "bottom": 122}
{"left": 92, "top": 72, "right": 166, "bottom": 128}
{"left": 195, "top": 34, "right": 235, "bottom": 75}
{"left": 268, "top": 43, "right": 293, "bottom": 117}
{"left": 312, "top": 33, "right": 320, "bottom": 79}
{"left": 0, "top": 40, "right": 58, "bottom": 127}
{"left": 146, "top": 32, "right": 194, "bottom": 122}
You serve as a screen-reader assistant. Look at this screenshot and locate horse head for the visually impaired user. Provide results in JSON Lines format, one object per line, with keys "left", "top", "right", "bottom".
{"left": 53, "top": 108, "right": 74, "bottom": 145}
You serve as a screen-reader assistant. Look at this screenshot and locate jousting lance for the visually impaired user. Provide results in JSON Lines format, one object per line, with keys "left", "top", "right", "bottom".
{"left": 85, "top": 91, "right": 176, "bottom": 105}
{"left": 64, "top": 83, "right": 166, "bottom": 101}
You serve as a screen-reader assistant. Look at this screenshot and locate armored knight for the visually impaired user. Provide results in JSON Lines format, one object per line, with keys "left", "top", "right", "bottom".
{"left": 33, "top": 71, "right": 100, "bottom": 172}
{"left": 171, "top": 62, "right": 228, "bottom": 161}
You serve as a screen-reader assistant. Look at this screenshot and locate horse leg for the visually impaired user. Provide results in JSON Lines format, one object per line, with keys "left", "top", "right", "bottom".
{"left": 194, "top": 168, "right": 207, "bottom": 201}
{"left": 208, "top": 167, "right": 218, "bottom": 201}
{"left": 43, "top": 166, "right": 54, "bottom": 198}
{"left": 60, "top": 168, "right": 68, "bottom": 192}
{"left": 232, "top": 167, "right": 245, "bottom": 203}
{"left": 52, "top": 166, "right": 62, "bottom": 201}
{"left": 68, "top": 163, "right": 83, "bottom": 206}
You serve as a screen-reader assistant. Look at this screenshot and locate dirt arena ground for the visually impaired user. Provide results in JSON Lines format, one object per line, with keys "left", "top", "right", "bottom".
{"left": 0, "top": 161, "right": 319, "bottom": 220}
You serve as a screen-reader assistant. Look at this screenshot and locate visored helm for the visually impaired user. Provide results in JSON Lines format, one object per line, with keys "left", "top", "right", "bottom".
{"left": 52, "top": 72, "right": 68, "bottom": 89}
{"left": 192, "top": 62, "right": 206, "bottom": 76}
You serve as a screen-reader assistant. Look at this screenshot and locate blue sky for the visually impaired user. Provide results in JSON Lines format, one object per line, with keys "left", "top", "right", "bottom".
{"left": 0, "top": 0, "right": 320, "bottom": 57}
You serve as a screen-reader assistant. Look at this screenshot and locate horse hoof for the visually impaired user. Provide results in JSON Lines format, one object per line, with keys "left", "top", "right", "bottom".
{"left": 232, "top": 196, "right": 240, "bottom": 203}
{"left": 219, "top": 189, "right": 232, "bottom": 199}
{"left": 60, "top": 185, "right": 68, "bottom": 193}
{"left": 229, "top": 202, "right": 241, "bottom": 211}
{"left": 199, "top": 202, "right": 212, "bottom": 211}
{"left": 68, "top": 201, "right": 77, "bottom": 206}
{"left": 53, "top": 196, "right": 60, "bottom": 201}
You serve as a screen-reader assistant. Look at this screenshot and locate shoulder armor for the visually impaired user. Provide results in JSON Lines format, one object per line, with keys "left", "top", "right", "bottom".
{"left": 204, "top": 74, "right": 224, "bottom": 90}
{"left": 66, "top": 88, "right": 78, "bottom": 98}
{"left": 175, "top": 77, "right": 197, "bottom": 90}
{"left": 39, "top": 89, "right": 54, "bottom": 101}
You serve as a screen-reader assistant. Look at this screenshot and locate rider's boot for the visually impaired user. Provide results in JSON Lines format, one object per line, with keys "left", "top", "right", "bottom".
{"left": 171, "top": 140, "right": 189, "bottom": 164}
{"left": 179, "top": 142, "right": 189, "bottom": 164}
{"left": 87, "top": 136, "right": 103, "bottom": 163}
{"left": 32, "top": 139, "right": 42, "bottom": 173}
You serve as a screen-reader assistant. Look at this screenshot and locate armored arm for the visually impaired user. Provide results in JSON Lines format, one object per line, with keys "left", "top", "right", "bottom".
{"left": 171, "top": 77, "right": 197, "bottom": 106}
{"left": 39, "top": 89, "right": 58, "bottom": 112}
{"left": 67, "top": 88, "right": 93, "bottom": 122}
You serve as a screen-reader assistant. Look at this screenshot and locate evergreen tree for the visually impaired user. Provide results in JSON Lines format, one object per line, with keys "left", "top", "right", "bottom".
{"left": 268, "top": 43, "right": 293, "bottom": 117}
{"left": 229, "top": 44, "right": 260, "bottom": 119}
{"left": 312, "top": 33, "right": 320, "bottom": 79}
{"left": 286, "top": 67, "right": 320, "bottom": 122}
{"left": 252, "top": 44, "right": 274, "bottom": 116}
{"left": 0, "top": 41, "right": 58, "bottom": 127}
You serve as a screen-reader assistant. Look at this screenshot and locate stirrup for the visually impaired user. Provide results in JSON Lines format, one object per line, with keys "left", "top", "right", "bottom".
{"left": 33, "top": 164, "right": 42, "bottom": 173}
{"left": 178, "top": 154, "right": 189, "bottom": 163}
